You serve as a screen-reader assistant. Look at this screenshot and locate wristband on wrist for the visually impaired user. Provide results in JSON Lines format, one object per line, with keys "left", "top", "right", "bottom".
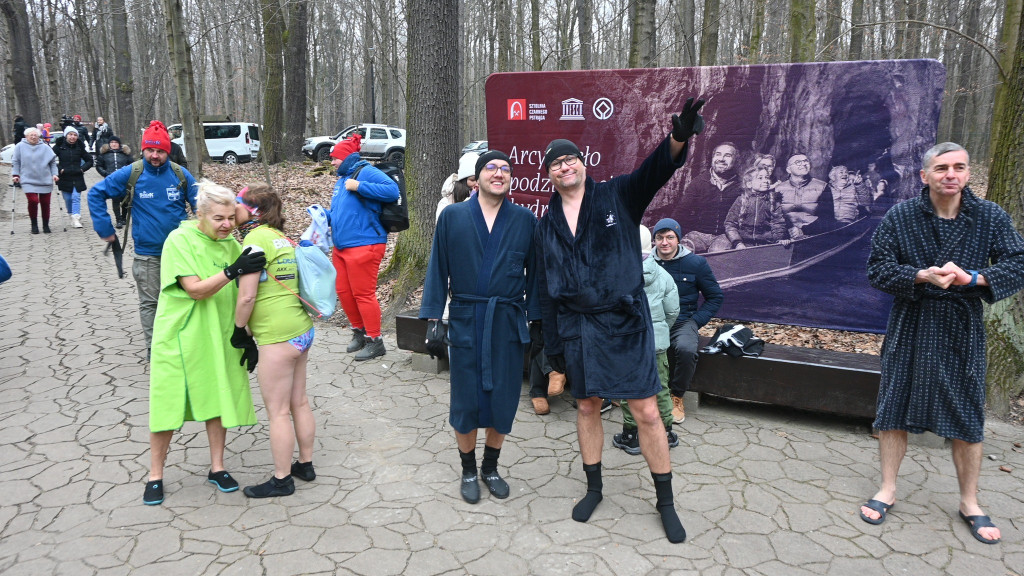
{"left": 967, "top": 270, "right": 978, "bottom": 287}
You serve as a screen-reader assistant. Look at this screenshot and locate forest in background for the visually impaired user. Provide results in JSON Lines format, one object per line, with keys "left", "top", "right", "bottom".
{"left": 0, "top": 0, "right": 1014, "bottom": 160}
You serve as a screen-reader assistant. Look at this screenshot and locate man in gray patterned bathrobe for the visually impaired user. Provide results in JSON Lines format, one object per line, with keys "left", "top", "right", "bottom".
{"left": 859, "top": 142, "right": 1024, "bottom": 544}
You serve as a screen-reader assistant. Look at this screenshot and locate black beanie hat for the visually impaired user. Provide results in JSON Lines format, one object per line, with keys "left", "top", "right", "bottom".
{"left": 109, "top": 135, "right": 121, "bottom": 145}
{"left": 475, "top": 150, "right": 512, "bottom": 178}
{"left": 543, "top": 139, "right": 582, "bottom": 170}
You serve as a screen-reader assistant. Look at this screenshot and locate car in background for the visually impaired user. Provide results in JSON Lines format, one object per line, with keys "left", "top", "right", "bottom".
{"left": 461, "top": 140, "right": 488, "bottom": 155}
{"left": 167, "top": 122, "right": 260, "bottom": 164}
{"left": 302, "top": 123, "right": 406, "bottom": 166}
{"left": 0, "top": 144, "right": 14, "bottom": 164}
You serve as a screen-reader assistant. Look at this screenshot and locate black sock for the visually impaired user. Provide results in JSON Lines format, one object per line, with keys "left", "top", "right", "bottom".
{"left": 652, "top": 472, "right": 686, "bottom": 543}
{"left": 481, "top": 445, "right": 500, "bottom": 475}
{"left": 459, "top": 448, "right": 477, "bottom": 476}
{"left": 572, "top": 462, "right": 603, "bottom": 522}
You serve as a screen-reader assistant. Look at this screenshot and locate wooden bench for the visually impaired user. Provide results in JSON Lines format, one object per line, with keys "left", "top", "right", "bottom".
{"left": 396, "top": 311, "right": 880, "bottom": 419}
{"left": 690, "top": 336, "right": 879, "bottom": 419}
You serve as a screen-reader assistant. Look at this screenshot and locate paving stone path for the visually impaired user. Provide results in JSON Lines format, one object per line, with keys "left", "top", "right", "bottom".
{"left": 1, "top": 164, "right": 1023, "bottom": 575}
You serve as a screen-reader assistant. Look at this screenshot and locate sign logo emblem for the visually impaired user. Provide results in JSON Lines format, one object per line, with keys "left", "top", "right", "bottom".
{"left": 507, "top": 99, "right": 526, "bottom": 121}
{"left": 593, "top": 98, "right": 614, "bottom": 120}
{"left": 560, "top": 98, "right": 584, "bottom": 120}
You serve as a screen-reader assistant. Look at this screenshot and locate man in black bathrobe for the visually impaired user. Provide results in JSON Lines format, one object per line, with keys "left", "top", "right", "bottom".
{"left": 534, "top": 98, "right": 705, "bottom": 543}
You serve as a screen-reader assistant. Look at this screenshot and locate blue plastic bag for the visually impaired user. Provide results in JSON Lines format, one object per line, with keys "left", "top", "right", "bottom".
{"left": 295, "top": 241, "right": 337, "bottom": 318}
{"left": 0, "top": 253, "right": 10, "bottom": 284}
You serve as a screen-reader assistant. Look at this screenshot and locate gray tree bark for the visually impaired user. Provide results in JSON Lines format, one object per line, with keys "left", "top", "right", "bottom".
{"left": 283, "top": 0, "right": 309, "bottom": 161}
{"left": 0, "top": 0, "right": 41, "bottom": 123}
{"left": 984, "top": 5, "right": 1024, "bottom": 416}
{"left": 385, "top": 0, "right": 458, "bottom": 321}
{"left": 163, "top": 0, "right": 206, "bottom": 176}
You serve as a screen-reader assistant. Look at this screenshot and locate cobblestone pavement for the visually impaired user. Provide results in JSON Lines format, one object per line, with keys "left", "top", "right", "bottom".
{"left": 1, "top": 164, "right": 1023, "bottom": 575}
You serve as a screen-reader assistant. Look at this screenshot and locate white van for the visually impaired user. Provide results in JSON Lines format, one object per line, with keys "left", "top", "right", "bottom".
{"left": 167, "top": 122, "right": 261, "bottom": 164}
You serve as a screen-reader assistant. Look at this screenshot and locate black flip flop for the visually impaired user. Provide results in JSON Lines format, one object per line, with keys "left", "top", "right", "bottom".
{"left": 959, "top": 511, "right": 1001, "bottom": 544}
{"left": 859, "top": 499, "right": 894, "bottom": 525}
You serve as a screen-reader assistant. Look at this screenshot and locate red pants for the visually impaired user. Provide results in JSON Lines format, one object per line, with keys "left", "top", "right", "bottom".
{"left": 332, "top": 244, "right": 386, "bottom": 338}
{"left": 25, "top": 193, "right": 52, "bottom": 222}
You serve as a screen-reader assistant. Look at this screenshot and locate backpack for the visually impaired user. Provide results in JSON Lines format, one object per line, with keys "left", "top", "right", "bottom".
{"left": 120, "top": 159, "right": 188, "bottom": 212}
{"left": 119, "top": 159, "right": 189, "bottom": 248}
{"left": 353, "top": 162, "right": 409, "bottom": 233}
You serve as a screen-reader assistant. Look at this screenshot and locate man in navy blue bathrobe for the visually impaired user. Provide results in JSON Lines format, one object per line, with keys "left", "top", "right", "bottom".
{"left": 421, "top": 151, "right": 540, "bottom": 504}
{"left": 535, "top": 98, "right": 705, "bottom": 543}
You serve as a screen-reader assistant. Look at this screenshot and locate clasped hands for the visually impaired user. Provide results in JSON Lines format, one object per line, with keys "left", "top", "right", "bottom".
{"left": 919, "top": 261, "right": 975, "bottom": 289}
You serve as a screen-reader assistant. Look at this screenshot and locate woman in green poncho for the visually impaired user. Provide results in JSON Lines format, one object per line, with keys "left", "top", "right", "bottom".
{"left": 142, "top": 180, "right": 268, "bottom": 506}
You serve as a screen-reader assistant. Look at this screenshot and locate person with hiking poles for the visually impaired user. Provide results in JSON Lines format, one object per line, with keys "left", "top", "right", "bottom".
{"left": 88, "top": 120, "right": 197, "bottom": 355}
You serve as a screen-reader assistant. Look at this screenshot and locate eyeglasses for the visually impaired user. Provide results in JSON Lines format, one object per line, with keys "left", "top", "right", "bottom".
{"left": 483, "top": 163, "right": 512, "bottom": 175}
{"left": 549, "top": 156, "right": 580, "bottom": 172}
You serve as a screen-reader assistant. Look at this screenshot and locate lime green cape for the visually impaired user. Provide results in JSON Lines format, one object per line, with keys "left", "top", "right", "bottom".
{"left": 148, "top": 221, "right": 256, "bottom": 432}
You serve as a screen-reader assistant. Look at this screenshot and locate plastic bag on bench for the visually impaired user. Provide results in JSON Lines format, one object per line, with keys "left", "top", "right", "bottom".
{"left": 700, "top": 324, "right": 765, "bottom": 357}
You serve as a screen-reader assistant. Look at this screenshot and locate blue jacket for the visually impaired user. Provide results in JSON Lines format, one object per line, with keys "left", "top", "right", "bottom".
{"left": 329, "top": 160, "right": 401, "bottom": 249}
{"left": 653, "top": 247, "right": 723, "bottom": 328}
{"left": 88, "top": 160, "right": 198, "bottom": 257}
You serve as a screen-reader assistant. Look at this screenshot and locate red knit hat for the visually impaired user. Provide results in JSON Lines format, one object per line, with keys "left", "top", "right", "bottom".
{"left": 331, "top": 133, "right": 362, "bottom": 160}
{"left": 141, "top": 120, "right": 172, "bottom": 154}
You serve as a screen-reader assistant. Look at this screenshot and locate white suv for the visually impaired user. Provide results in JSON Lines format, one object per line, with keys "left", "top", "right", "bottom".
{"left": 168, "top": 122, "right": 261, "bottom": 164}
{"left": 302, "top": 123, "right": 405, "bottom": 165}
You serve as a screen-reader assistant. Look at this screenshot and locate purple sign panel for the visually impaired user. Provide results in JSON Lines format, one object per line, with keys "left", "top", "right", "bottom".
{"left": 484, "top": 60, "right": 946, "bottom": 333}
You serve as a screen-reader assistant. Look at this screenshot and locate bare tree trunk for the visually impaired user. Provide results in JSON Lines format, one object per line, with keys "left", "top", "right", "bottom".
{"left": 41, "top": 0, "right": 61, "bottom": 119}
{"left": 576, "top": 0, "right": 592, "bottom": 69}
{"left": 749, "top": 0, "right": 767, "bottom": 64}
{"left": 497, "top": 0, "right": 511, "bottom": 71}
{"left": 789, "top": 0, "right": 816, "bottom": 62}
{"left": 849, "top": 0, "right": 866, "bottom": 60}
{"left": 109, "top": 0, "right": 137, "bottom": 143}
{"left": 260, "top": 0, "right": 285, "bottom": 164}
{"left": 989, "top": 0, "right": 1022, "bottom": 161}
{"left": 164, "top": 0, "right": 206, "bottom": 176}
{"left": 984, "top": 7, "right": 1024, "bottom": 417}
{"left": 363, "top": 0, "right": 375, "bottom": 122}
{"left": 628, "top": 0, "right": 656, "bottom": 67}
{"left": 823, "top": 0, "right": 842, "bottom": 60}
{"left": 677, "top": 0, "right": 697, "bottom": 66}
{"left": 532, "top": 0, "right": 543, "bottom": 70}
{"left": 385, "top": 0, "right": 458, "bottom": 321}
{"left": 283, "top": 0, "right": 308, "bottom": 161}
{"left": 0, "top": 0, "right": 41, "bottom": 123}
{"left": 950, "top": 0, "right": 980, "bottom": 144}
{"left": 699, "top": 0, "right": 720, "bottom": 65}
{"left": 72, "top": 0, "right": 107, "bottom": 114}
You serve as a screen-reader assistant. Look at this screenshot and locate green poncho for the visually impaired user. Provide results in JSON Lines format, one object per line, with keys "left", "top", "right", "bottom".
{"left": 149, "top": 220, "right": 256, "bottom": 432}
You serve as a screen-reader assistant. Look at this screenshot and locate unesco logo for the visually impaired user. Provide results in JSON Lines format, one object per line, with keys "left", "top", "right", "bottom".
{"left": 593, "top": 98, "right": 614, "bottom": 120}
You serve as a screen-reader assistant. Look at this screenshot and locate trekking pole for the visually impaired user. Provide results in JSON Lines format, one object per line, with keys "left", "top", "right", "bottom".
{"left": 59, "top": 191, "right": 68, "bottom": 232}
{"left": 9, "top": 182, "right": 15, "bottom": 235}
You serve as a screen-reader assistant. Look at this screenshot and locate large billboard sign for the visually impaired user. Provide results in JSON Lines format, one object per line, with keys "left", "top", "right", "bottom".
{"left": 484, "top": 60, "right": 946, "bottom": 333}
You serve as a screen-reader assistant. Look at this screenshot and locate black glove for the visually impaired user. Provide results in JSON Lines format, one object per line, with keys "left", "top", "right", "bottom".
{"left": 425, "top": 319, "right": 448, "bottom": 359}
{"left": 671, "top": 97, "right": 706, "bottom": 142}
{"left": 224, "top": 246, "right": 266, "bottom": 280}
{"left": 548, "top": 354, "right": 566, "bottom": 374}
{"left": 529, "top": 321, "right": 543, "bottom": 345}
{"left": 230, "top": 325, "right": 259, "bottom": 372}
